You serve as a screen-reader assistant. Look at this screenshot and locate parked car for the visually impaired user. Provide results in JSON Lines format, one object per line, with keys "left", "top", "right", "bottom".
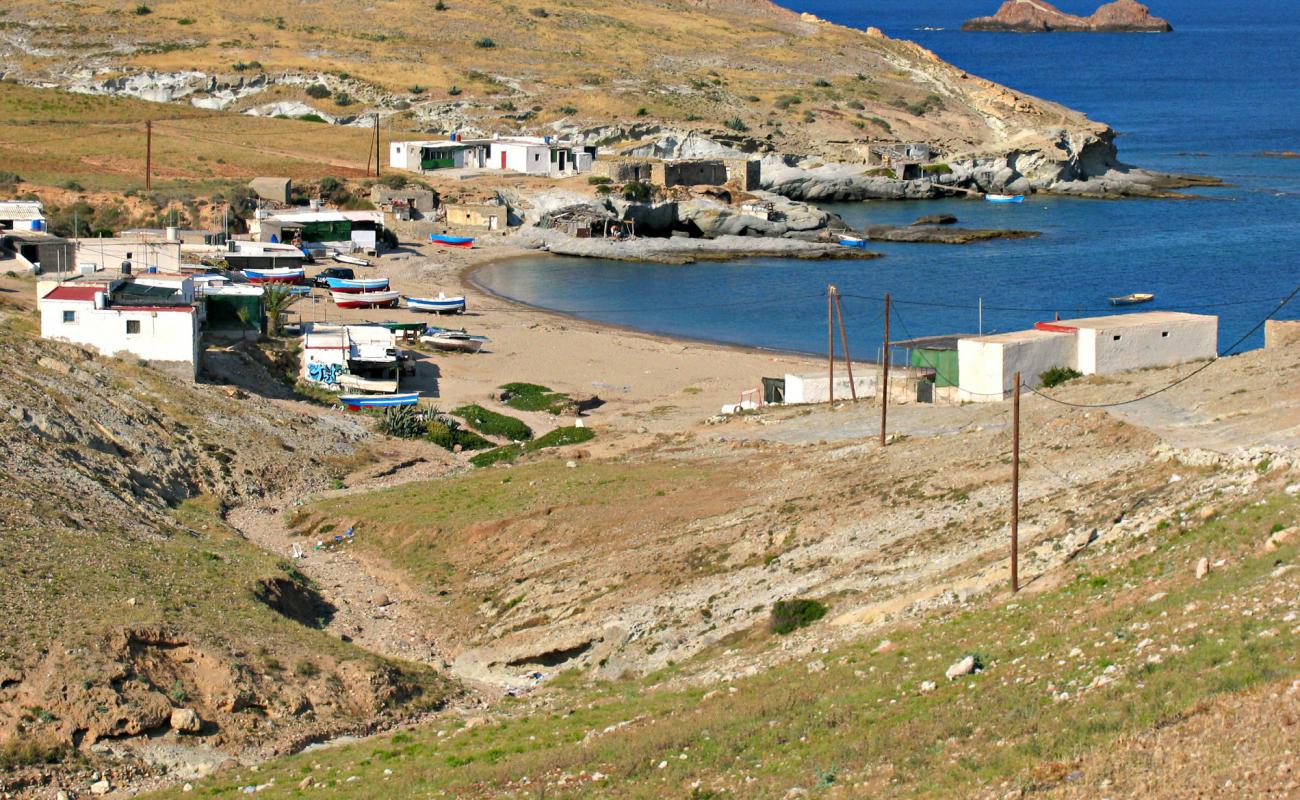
{"left": 312, "top": 267, "right": 355, "bottom": 287}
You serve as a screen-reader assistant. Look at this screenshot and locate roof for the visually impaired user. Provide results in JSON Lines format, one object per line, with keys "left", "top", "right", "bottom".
{"left": 1051, "top": 311, "right": 1216, "bottom": 330}
{"left": 0, "top": 201, "right": 45, "bottom": 221}
{"left": 42, "top": 285, "right": 102, "bottom": 302}
{"left": 962, "top": 328, "right": 1072, "bottom": 345}
{"left": 894, "top": 334, "right": 974, "bottom": 351}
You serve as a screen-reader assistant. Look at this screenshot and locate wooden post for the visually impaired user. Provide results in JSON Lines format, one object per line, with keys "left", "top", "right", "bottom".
{"left": 374, "top": 114, "right": 382, "bottom": 177}
{"left": 880, "top": 292, "right": 890, "bottom": 446}
{"left": 1011, "top": 371, "right": 1021, "bottom": 593}
{"left": 145, "top": 120, "right": 152, "bottom": 190}
{"left": 834, "top": 290, "right": 856, "bottom": 401}
{"left": 827, "top": 285, "right": 835, "bottom": 406}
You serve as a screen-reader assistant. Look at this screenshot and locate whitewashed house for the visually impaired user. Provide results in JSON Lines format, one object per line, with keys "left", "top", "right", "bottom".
{"left": 38, "top": 278, "right": 201, "bottom": 379}
{"left": 0, "top": 200, "right": 47, "bottom": 232}
{"left": 251, "top": 209, "right": 386, "bottom": 253}
{"left": 300, "top": 323, "right": 403, "bottom": 393}
{"left": 73, "top": 234, "right": 182, "bottom": 274}
{"left": 957, "top": 311, "right": 1218, "bottom": 402}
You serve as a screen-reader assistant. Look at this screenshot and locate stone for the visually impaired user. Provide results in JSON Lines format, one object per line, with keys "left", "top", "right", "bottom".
{"left": 183, "top": 783, "right": 193, "bottom": 792}
{"left": 90, "top": 780, "right": 112, "bottom": 795}
{"left": 1265, "top": 527, "right": 1297, "bottom": 553}
{"left": 1285, "top": 483, "right": 1299, "bottom": 496}
{"left": 565, "top": 460, "right": 578, "bottom": 469}
{"left": 919, "top": 680, "right": 937, "bottom": 693}
{"left": 806, "top": 659, "right": 826, "bottom": 673}
{"left": 170, "top": 707, "right": 202, "bottom": 733}
{"left": 1195, "top": 557, "right": 1210, "bottom": 579}
{"left": 946, "top": 655, "right": 978, "bottom": 680}
{"left": 299, "top": 776, "right": 314, "bottom": 789}
{"left": 372, "top": 593, "right": 391, "bottom": 607}
{"left": 911, "top": 214, "right": 958, "bottom": 226}
{"left": 875, "top": 639, "right": 895, "bottom": 653}
{"left": 1196, "top": 505, "right": 1218, "bottom": 521}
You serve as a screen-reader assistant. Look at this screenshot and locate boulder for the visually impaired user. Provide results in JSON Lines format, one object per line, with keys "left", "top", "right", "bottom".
{"left": 170, "top": 707, "right": 202, "bottom": 734}
{"left": 945, "top": 655, "right": 978, "bottom": 680}
{"left": 1195, "top": 557, "right": 1210, "bottom": 579}
{"left": 911, "top": 214, "right": 958, "bottom": 226}
{"left": 90, "top": 779, "right": 112, "bottom": 795}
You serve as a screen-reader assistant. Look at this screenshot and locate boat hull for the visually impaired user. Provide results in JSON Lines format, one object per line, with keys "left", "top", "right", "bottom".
{"left": 985, "top": 194, "right": 1024, "bottom": 204}
{"left": 1109, "top": 293, "right": 1155, "bottom": 306}
{"left": 331, "top": 289, "right": 401, "bottom": 308}
{"left": 332, "top": 254, "right": 371, "bottom": 267}
{"left": 406, "top": 296, "right": 467, "bottom": 314}
{"left": 324, "top": 277, "right": 390, "bottom": 292}
{"left": 421, "top": 335, "right": 484, "bottom": 353}
{"left": 429, "top": 234, "right": 475, "bottom": 248}
{"left": 338, "top": 392, "right": 419, "bottom": 410}
{"left": 837, "top": 236, "right": 868, "bottom": 248}
{"left": 243, "top": 267, "right": 305, "bottom": 283}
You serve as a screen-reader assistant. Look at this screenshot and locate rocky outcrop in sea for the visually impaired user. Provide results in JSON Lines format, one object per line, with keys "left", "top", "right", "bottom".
{"left": 963, "top": 0, "right": 1172, "bottom": 33}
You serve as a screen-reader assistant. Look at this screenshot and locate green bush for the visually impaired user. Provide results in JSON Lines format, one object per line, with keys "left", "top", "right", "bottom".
{"left": 845, "top": 99, "right": 865, "bottom": 110}
{"left": 375, "top": 406, "right": 426, "bottom": 439}
{"left": 770, "top": 598, "right": 827, "bottom": 635}
{"left": 425, "top": 419, "right": 493, "bottom": 451}
{"left": 135, "top": 3, "right": 152, "bottom": 14}
{"left": 305, "top": 83, "right": 330, "bottom": 99}
{"left": 1040, "top": 366, "right": 1083, "bottom": 388}
{"left": 526, "top": 426, "right": 594, "bottom": 451}
{"left": 0, "top": 737, "right": 65, "bottom": 769}
{"left": 621, "top": 180, "right": 652, "bottom": 202}
{"left": 447, "top": 85, "right": 462, "bottom": 96}
{"left": 529, "top": 6, "right": 549, "bottom": 17}
{"left": 333, "top": 91, "right": 354, "bottom": 107}
{"left": 453, "top": 404, "right": 532, "bottom": 441}
{"left": 635, "top": 107, "right": 648, "bottom": 117}
{"left": 0, "top": 170, "right": 20, "bottom": 185}
{"left": 724, "top": 117, "right": 748, "bottom": 132}
{"left": 921, "top": 163, "right": 953, "bottom": 175}
{"left": 587, "top": 176, "right": 611, "bottom": 186}
{"left": 474, "top": 37, "right": 496, "bottom": 48}
{"left": 556, "top": 105, "right": 578, "bottom": 115}
{"left": 774, "top": 95, "right": 802, "bottom": 110}
{"left": 813, "top": 78, "right": 831, "bottom": 88}
{"left": 500, "top": 382, "right": 573, "bottom": 415}
{"left": 408, "top": 85, "right": 425, "bottom": 94}
{"left": 469, "top": 443, "right": 523, "bottom": 467}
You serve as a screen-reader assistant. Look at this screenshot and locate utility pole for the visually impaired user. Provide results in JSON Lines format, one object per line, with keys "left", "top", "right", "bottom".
{"left": 978, "top": 296, "right": 983, "bottom": 336}
{"left": 1011, "top": 371, "right": 1021, "bottom": 593}
{"left": 834, "top": 289, "right": 856, "bottom": 401}
{"left": 827, "top": 284, "right": 835, "bottom": 406}
{"left": 145, "top": 120, "right": 153, "bottom": 190}
{"left": 880, "top": 292, "right": 891, "bottom": 446}
{"left": 374, "top": 113, "right": 382, "bottom": 177}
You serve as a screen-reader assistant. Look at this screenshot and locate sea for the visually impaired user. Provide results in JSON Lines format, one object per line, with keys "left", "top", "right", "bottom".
{"left": 473, "top": 0, "right": 1300, "bottom": 358}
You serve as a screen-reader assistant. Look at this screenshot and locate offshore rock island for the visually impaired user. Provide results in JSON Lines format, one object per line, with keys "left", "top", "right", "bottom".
{"left": 963, "top": 0, "right": 1173, "bottom": 33}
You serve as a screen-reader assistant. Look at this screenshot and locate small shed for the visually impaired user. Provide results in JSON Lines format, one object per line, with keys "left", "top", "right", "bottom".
{"left": 957, "top": 328, "right": 1077, "bottom": 402}
{"left": 895, "top": 333, "right": 970, "bottom": 388}
{"left": 444, "top": 202, "right": 508, "bottom": 231}
{"left": 249, "top": 177, "right": 292, "bottom": 204}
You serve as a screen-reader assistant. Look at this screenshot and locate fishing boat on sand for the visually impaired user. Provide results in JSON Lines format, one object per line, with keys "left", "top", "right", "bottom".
{"left": 429, "top": 233, "right": 475, "bottom": 248}
{"left": 323, "top": 276, "right": 390, "bottom": 293}
{"left": 332, "top": 253, "right": 371, "bottom": 267}
{"left": 406, "top": 294, "right": 467, "bottom": 314}
{"left": 338, "top": 392, "right": 420, "bottom": 410}
{"left": 985, "top": 193, "right": 1025, "bottom": 204}
{"left": 1109, "top": 292, "right": 1156, "bottom": 306}
{"left": 331, "top": 289, "right": 401, "bottom": 309}
{"left": 243, "top": 266, "right": 305, "bottom": 284}
{"left": 419, "top": 327, "right": 487, "bottom": 353}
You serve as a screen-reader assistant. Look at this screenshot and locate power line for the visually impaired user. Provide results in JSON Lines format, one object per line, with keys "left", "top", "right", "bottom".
{"left": 839, "top": 291, "right": 1289, "bottom": 315}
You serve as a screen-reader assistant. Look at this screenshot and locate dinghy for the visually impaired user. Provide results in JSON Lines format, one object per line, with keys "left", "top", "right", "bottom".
{"left": 406, "top": 294, "right": 467, "bottom": 314}
{"left": 323, "top": 276, "right": 390, "bottom": 293}
{"left": 837, "top": 235, "right": 869, "bottom": 248}
{"left": 419, "top": 327, "right": 487, "bottom": 353}
{"left": 331, "top": 289, "right": 401, "bottom": 309}
{"left": 429, "top": 233, "right": 475, "bottom": 248}
{"left": 1109, "top": 292, "right": 1155, "bottom": 306}
{"left": 337, "top": 392, "right": 419, "bottom": 410}
{"left": 984, "top": 193, "right": 1024, "bottom": 204}
{"left": 332, "top": 253, "right": 371, "bottom": 267}
{"left": 243, "top": 266, "right": 305, "bottom": 284}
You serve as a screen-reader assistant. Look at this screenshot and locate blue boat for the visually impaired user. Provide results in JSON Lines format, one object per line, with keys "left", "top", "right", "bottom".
{"left": 323, "top": 276, "right": 390, "bottom": 292}
{"left": 984, "top": 193, "right": 1024, "bottom": 204}
{"left": 837, "top": 235, "right": 869, "bottom": 248}
{"left": 338, "top": 392, "right": 420, "bottom": 411}
{"left": 406, "top": 294, "right": 467, "bottom": 314}
{"left": 429, "top": 233, "right": 475, "bottom": 248}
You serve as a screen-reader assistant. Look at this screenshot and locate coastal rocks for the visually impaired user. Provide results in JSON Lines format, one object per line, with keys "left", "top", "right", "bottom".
{"left": 862, "top": 225, "right": 1039, "bottom": 244}
{"left": 244, "top": 102, "right": 337, "bottom": 124}
{"left": 963, "top": 0, "right": 1172, "bottom": 33}
{"left": 762, "top": 161, "right": 953, "bottom": 202}
{"left": 530, "top": 231, "right": 871, "bottom": 265}
{"left": 912, "top": 214, "right": 958, "bottom": 226}
{"left": 170, "top": 707, "right": 202, "bottom": 734}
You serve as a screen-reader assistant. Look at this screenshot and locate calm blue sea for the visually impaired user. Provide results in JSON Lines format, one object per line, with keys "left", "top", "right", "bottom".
{"left": 474, "top": 0, "right": 1300, "bottom": 357}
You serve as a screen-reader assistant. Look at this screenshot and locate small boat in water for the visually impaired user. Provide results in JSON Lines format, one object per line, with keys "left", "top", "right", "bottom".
{"left": 985, "top": 193, "right": 1025, "bottom": 204}
{"left": 331, "top": 289, "right": 401, "bottom": 309}
{"left": 332, "top": 253, "right": 371, "bottom": 267}
{"left": 837, "top": 235, "right": 869, "bottom": 248}
{"left": 243, "top": 266, "right": 305, "bottom": 284}
{"left": 324, "top": 276, "right": 390, "bottom": 293}
{"left": 1109, "top": 292, "right": 1155, "bottom": 306}
{"left": 429, "top": 233, "right": 475, "bottom": 248}
{"left": 420, "top": 327, "right": 487, "bottom": 353}
{"left": 337, "top": 392, "right": 420, "bottom": 411}
{"left": 406, "top": 294, "right": 467, "bottom": 314}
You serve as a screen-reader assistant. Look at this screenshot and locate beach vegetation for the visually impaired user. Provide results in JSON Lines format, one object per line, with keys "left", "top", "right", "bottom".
{"left": 587, "top": 175, "right": 611, "bottom": 185}
{"left": 500, "top": 382, "right": 574, "bottom": 415}
{"left": 1040, "top": 365, "right": 1083, "bottom": 388}
{"left": 305, "top": 83, "right": 330, "bottom": 99}
{"left": 474, "top": 37, "right": 497, "bottom": 48}
{"left": 621, "top": 180, "right": 653, "bottom": 201}
{"left": 452, "top": 404, "right": 533, "bottom": 441}
{"left": 921, "top": 162, "right": 953, "bottom": 175}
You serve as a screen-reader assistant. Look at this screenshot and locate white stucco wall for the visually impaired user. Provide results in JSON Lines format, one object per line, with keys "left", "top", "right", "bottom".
{"left": 74, "top": 239, "right": 182, "bottom": 273}
{"left": 957, "top": 331, "right": 1077, "bottom": 402}
{"left": 784, "top": 371, "right": 879, "bottom": 404}
{"left": 1075, "top": 316, "right": 1217, "bottom": 374}
{"left": 40, "top": 300, "right": 198, "bottom": 375}
{"left": 388, "top": 141, "right": 421, "bottom": 171}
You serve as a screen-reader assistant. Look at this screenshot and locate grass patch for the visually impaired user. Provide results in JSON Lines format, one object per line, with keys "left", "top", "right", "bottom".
{"left": 452, "top": 404, "right": 532, "bottom": 441}
{"left": 1040, "top": 365, "right": 1083, "bottom": 388}
{"left": 500, "top": 382, "right": 573, "bottom": 415}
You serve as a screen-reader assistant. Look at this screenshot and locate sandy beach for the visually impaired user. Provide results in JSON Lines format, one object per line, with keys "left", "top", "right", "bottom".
{"left": 288, "top": 239, "right": 839, "bottom": 446}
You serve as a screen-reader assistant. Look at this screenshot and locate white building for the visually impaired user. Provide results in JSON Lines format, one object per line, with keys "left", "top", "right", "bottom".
{"left": 389, "top": 140, "right": 483, "bottom": 172}
{"left": 73, "top": 234, "right": 182, "bottom": 274}
{"left": 250, "top": 209, "right": 385, "bottom": 253}
{"left": 783, "top": 370, "right": 878, "bottom": 404}
{"left": 38, "top": 279, "right": 200, "bottom": 379}
{"left": 957, "top": 311, "right": 1218, "bottom": 402}
{"left": 0, "top": 200, "right": 47, "bottom": 232}
{"left": 301, "top": 323, "right": 403, "bottom": 393}
{"left": 390, "top": 135, "right": 594, "bottom": 176}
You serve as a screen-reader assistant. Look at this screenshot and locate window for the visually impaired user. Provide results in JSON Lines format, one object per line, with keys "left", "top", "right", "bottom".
{"left": 62, "top": 310, "right": 76, "bottom": 324}
{"left": 1161, "top": 331, "right": 1169, "bottom": 338}
{"left": 1112, "top": 334, "right": 1122, "bottom": 341}
{"left": 126, "top": 252, "right": 133, "bottom": 260}
{"left": 125, "top": 319, "right": 141, "bottom": 335}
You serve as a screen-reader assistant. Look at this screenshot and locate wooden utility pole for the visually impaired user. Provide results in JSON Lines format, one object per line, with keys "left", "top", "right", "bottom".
{"left": 374, "top": 114, "right": 382, "bottom": 177}
{"left": 145, "top": 120, "right": 153, "bottom": 190}
{"left": 1011, "top": 370, "right": 1021, "bottom": 593}
{"left": 879, "top": 292, "right": 891, "bottom": 446}
{"left": 833, "top": 290, "right": 856, "bottom": 401}
{"left": 366, "top": 124, "right": 374, "bottom": 175}
{"left": 827, "top": 285, "right": 835, "bottom": 405}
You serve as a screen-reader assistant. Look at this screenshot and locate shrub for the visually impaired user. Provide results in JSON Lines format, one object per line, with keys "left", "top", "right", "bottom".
{"left": 375, "top": 406, "right": 426, "bottom": 439}
{"left": 1040, "top": 366, "right": 1082, "bottom": 388}
{"left": 865, "top": 167, "right": 896, "bottom": 179}
{"left": 469, "top": 443, "right": 523, "bottom": 467}
{"left": 529, "top": 6, "right": 549, "bottom": 16}
{"left": 135, "top": 3, "right": 152, "bottom": 14}
{"left": 635, "top": 107, "right": 648, "bottom": 117}
{"left": 333, "top": 91, "right": 353, "bottom": 107}
{"left": 921, "top": 163, "right": 953, "bottom": 175}
{"left": 770, "top": 598, "right": 827, "bottom": 634}
{"left": 0, "top": 737, "right": 65, "bottom": 769}
{"left": 408, "top": 85, "right": 425, "bottom": 94}
{"left": 724, "top": 116, "right": 748, "bottom": 132}
{"left": 813, "top": 78, "right": 831, "bottom": 87}
{"left": 869, "top": 117, "right": 891, "bottom": 132}
{"left": 774, "top": 95, "right": 801, "bottom": 110}
{"left": 177, "top": 17, "right": 194, "bottom": 24}
{"left": 587, "top": 175, "right": 611, "bottom": 186}
{"left": 298, "top": 113, "right": 327, "bottom": 124}
{"left": 425, "top": 419, "right": 493, "bottom": 451}
{"left": 453, "top": 404, "right": 532, "bottom": 441}
{"left": 305, "top": 83, "right": 330, "bottom": 99}
{"left": 474, "top": 37, "right": 496, "bottom": 48}
{"left": 500, "top": 382, "right": 573, "bottom": 414}
{"left": 556, "top": 105, "right": 578, "bottom": 115}
{"left": 434, "top": 0, "right": 447, "bottom": 8}
{"left": 846, "top": 99, "right": 865, "bottom": 110}
{"left": 526, "top": 426, "right": 594, "bottom": 451}
{"left": 621, "top": 180, "right": 652, "bottom": 201}
{"left": 295, "top": 660, "right": 321, "bottom": 678}
{"left": 447, "top": 85, "right": 462, "bottom": 96}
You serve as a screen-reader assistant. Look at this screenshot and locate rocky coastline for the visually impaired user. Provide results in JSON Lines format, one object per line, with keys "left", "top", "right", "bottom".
{"left": 963, "top": 0, "right": 1173, "bottom": 33}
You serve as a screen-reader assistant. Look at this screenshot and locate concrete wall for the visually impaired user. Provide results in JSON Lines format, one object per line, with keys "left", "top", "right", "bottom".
{"left": 490, "top": 143, "right": 551, "bottom": 175}
{"left": 1076, "top": 317, "right": 1217, "bottom": 374}
{"left": 40, "top": 299, "right": 198, "bottom": 378}
{"left": 1264, "top": 319, "right": 1300, "bottom": 350}
{"left": 74, "top": 238, "right": 182, "bottom": 273}
{"left": 785, "top": 371, "right": 878, "bottom": 404}
{"left": 958, "top": 331, "right": 1076, "bottom": 402}
{"left": 721, "top": 158, "right": 761, "bottom": 191}
{"left": 445, "top": 204, "right": 507, "bottom": 230}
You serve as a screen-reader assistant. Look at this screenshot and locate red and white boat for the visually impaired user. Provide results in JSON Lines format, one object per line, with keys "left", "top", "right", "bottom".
{"left": 243, "top": 266, "right": 305, "bottom": 284}
{"left": 331, "top": 289, "right": 400, "bottom": 309}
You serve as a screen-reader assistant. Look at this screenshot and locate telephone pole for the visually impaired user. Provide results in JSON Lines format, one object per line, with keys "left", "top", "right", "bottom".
{"left": 879, "top": 292, "right": 891, "bottom": 446}
{"left": 374, "top": 113, "right": 381, "bottom": 177}
{"left": 833, "top": 289, "right": 856, "bottom": 401}
{"left": 145, "top": 120, "right": 153, "bottom": 190}
{"left": 827, "top": 285, "right": 835, "bottom": 405}
{"left": 1011, "top": 371, "right": 1021, "bottom": 593}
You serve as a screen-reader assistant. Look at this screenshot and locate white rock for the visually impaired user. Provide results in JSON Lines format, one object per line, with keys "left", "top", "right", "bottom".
{"left": 183, "top": 783, "right": 193, "bottom": 792}
{"left": 806, "top": 659, "right": 825, "bottom": 673}
{"left": 919, "top": 680, "right": 937, "bottom": 693}
{"left": 1148, "top": 592, "right": 1168, "bottom": 603}
{"left": 1195, "top": 557, "right": 1210, "bottom": 579}
{"left": 945, "top": 655, "right": 977, "bottom": 680}
{"left": 566, "top": 460, "right": 577, "bottom": 469}
{"left": 90, "top": 780, "right": 112, "bottom": 795}
{"left": 1284, "top": 483, "right": 1299, "bottom": 496}
{"left": 171, "top": 707, "right": 202, "bottom": 733}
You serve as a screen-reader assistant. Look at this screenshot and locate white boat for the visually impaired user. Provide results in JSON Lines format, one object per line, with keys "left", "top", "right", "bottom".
{"left": 332, "top": 253, "right": 371, "bottom": 267}
{"left": 331, "top": 289, "right": 401, "bottom": 309}
{"left": 1109, "top": 292, "right": 1155, "bottom": 306}
{"left": 985, "top": 193, "right": 1025, "bottom": 204}
{"left": 419, "top": 327, "right": 487, "bottom": 353}
{"left": 406, "top": 294, "right": 467, "bottom": 314}
{"left": 243, "top": 266, "right": 305, "bottom": 283}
